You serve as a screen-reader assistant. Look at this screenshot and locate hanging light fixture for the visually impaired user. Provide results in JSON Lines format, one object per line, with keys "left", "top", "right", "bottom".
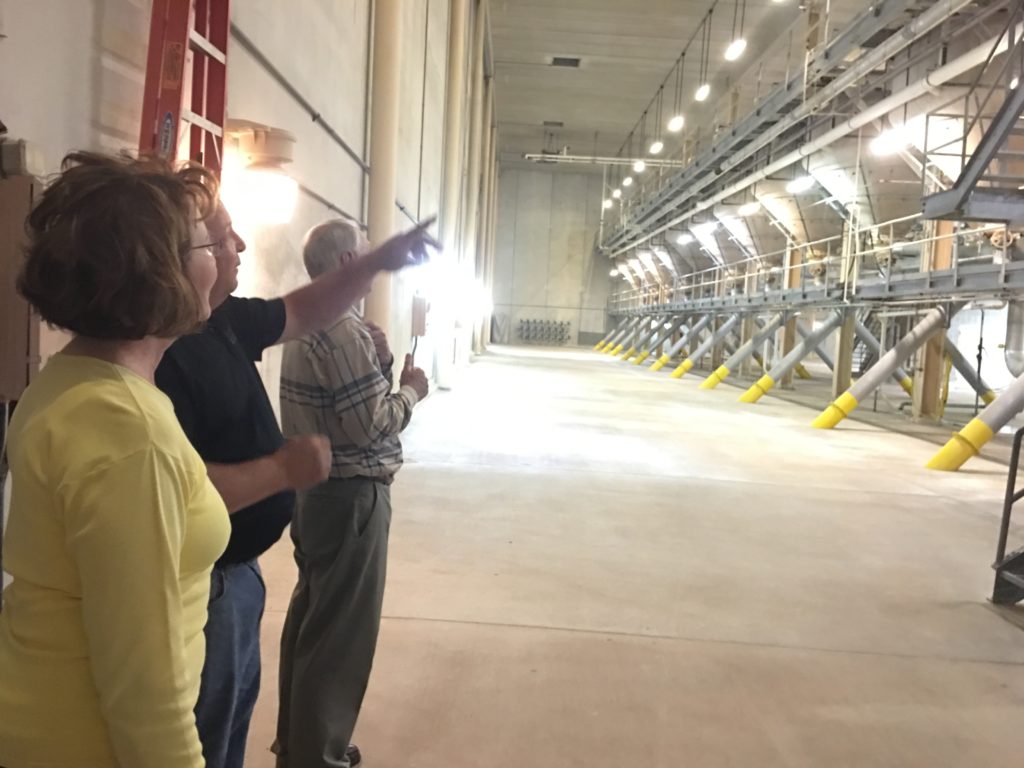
{"left": 603, "top": 198, "right": 613, "bottom": 209}
{"left": 633, "top": 159, "right": 647, "bottom": 173}
{"left": 667, "top": 54, "right": 686, "bottom": 132}
{"left": 649, "top": 87, "right": 665, "bottom": 154}
{"left": 676, "top": 233, "right": 694, "bottom": 246}
{"left": 738, "top": 201, "right": 761, "bottom": 216}
{"left": 622, "top": 176, "right": 634, "bottom": 187}
{"left": 694, "top": 11, "right": 712, "bottom": 102}
{"left": 612, "top": 188, "right": 622, "bottom": 199}
{"left": 724, "top": 0, "right": 748, "bottom": 61}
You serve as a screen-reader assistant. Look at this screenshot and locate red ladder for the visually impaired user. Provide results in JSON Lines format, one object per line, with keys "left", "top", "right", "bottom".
{"left": 139, "top": 0, "right": 230, "bottom": 176}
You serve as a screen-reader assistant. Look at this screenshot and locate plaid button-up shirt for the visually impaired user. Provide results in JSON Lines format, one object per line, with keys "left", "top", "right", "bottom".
{"left": 280, "top": 310, "right": 419, "bottom": 481}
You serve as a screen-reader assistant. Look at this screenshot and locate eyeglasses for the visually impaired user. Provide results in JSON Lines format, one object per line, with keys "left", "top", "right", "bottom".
{"left": 191, "top": 237, "right": 228, "bottom": 252}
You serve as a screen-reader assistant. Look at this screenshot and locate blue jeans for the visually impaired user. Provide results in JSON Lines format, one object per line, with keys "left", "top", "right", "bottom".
{"left": 195, "top": 560, "right": 266, "bottom": 768}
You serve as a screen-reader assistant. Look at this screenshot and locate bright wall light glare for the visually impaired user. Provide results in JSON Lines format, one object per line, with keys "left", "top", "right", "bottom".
{"left": 633, "top": 159, "right": 646, "bottom": 173}
{"left": 667, "top": 115, "right": 685, "bottom": 132}
{"left": 676, "top": 233, "right": 694, "bottom": 245}
{"left": 724, "top": 38, "right": 747, "bottom": 61}
{"left": 603, "top": 199, "right": 613, "bottom": 209}
{"left": 649, "top": 140, "right": 664, "bottom": 155}
{"left": 612, "top": 188, "right": 622, "bottom": 199}
{"left": 786, "top": 175, "right": 815, "bottom": 194}
{"left": 609, "top": 268, "right": 619, "bottom": 277}
{"left": 695, "top": 83, "right": 711, "bottom": 102}
{"left": 738, "top": 201, "right": 761, "bottom": 216}
{"left": 870, "top": 126, "right": 911, "bottom": 156}
{"left": 622, "top": 176, "right": 634, "bottom": 187}
{"left": 692, "top": 221, "right": 719, "bottom": 237}
{"left": 1011, "top": 76, "right": 1020, "bottom": 89}
{"left": 221, "top": 162, "right": 298, "bottom": 227}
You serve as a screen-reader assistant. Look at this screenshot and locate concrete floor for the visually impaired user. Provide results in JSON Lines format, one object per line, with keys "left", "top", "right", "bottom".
{"left": 246, "top": 345, "right": 1024, "bottom": 768}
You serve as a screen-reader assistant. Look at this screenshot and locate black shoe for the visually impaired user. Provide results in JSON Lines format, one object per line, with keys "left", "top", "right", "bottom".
{"left": 347, "top": 743, "right": 362, "bottom": 767}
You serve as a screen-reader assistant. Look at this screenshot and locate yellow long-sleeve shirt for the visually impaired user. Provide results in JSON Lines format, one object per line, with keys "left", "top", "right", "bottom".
{"left": 0, "top": 353, "right": 229, "bottom": 768}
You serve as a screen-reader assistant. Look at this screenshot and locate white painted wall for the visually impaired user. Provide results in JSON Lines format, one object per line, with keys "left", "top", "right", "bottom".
{"left": 493, "top": 167, "right": 609, "bottom": 345}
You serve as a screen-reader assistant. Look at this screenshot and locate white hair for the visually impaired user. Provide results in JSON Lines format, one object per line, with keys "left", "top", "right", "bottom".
{"left": 302, "top": 218, "right": 362, "bottom": 279}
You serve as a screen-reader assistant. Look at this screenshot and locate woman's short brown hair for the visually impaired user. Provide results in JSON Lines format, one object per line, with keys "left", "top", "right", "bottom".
{"left": 18, "top": 151, "right": 219, "bottom": 340}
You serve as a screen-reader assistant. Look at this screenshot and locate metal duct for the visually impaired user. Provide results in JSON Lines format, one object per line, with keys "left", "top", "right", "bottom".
{"left": 1005, "top": 300, "right": 1024, "bottom": 376}
{"left": 611, "top": 23, "right": 1024, "bottom": 257}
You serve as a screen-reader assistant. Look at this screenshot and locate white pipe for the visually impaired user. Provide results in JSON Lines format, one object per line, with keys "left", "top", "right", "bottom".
{"left": 610, "top": 23, "right": 1023, "bottom": 258}
{"left": 1006, "top": 300, "right": 1024, "bottom": 376}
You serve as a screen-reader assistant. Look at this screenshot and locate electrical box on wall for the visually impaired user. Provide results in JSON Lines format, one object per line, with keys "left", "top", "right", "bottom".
{"left": 1, "top": 175, "right": 42, "bottom": 401}
{"left": 411, "top": 295, "right": 428, "bottom": 337}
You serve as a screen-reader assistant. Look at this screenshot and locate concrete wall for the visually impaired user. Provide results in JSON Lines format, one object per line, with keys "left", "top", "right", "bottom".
{"left": 493, "top": 167, "right": 609, "bottom": 345}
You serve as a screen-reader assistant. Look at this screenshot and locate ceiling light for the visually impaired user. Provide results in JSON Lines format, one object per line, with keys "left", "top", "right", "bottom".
{"left": 724, "top": 38, "right": 747, "bottom": 61}
{"left": 738, "top": 201, "right": 761, "bottom": 216}
{"left": 633, "top": 159, "right": 646, "bottom": 173}
{"left": 603, "top": 199, "right": 613, "bottom": 209}
{"left": 609, "top": 268, "right": 619, "bottom": 277}
{"left": 649, "top": 140, "right": 664, "bottom": 155}
{"left": 1011, "top": 76, "right": 1020, "bottom": 89}
{"left": 622, "top": 176, "right": 634, "bottom": 187}
{"left": 786, "top": 175, "right": 816, "bottom": 194}
{"left": 676, "top": 233, "right": 694, "bottom": 246}
{"left": 870, "top": 126, "right": 911, "bottom": 156}
{"left": 628, "top": 257, "right": 642, "bottom": 270}
{"left": 694, "top": 83, "right": 711, "bottom": 102}
{"left": 612, "top": 188, "right": 622, "bottom": 199}
{"left": 667, "top": 115, "right": 685, "bottom": 133}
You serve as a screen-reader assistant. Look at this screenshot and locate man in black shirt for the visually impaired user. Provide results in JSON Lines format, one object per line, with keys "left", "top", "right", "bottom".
{"left": 156, "top": 203, "right": 436, "bottom": 768}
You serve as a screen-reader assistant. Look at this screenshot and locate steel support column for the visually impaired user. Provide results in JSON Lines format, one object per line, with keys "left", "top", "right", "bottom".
{"left": 739, "top": 311, "right": 844, "bottom": 403}
{"left": 813, "top": 305, "right": 961, "bottom": 428}
{"left": 670, "top": 315, "right": 740, "bottom": 379}
{"left": 651, "top": 315, "right": 711, "bottom": 371}
{"left": 700, "top": 313, "right": 786, "bottom": 389}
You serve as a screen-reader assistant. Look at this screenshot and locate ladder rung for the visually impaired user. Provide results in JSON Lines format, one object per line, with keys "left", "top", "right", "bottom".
{"left": 189, "top": 29, "right": 227, "bottom": 65}
{"left": 181, "top": 109, "right": 224, "bottom": 137}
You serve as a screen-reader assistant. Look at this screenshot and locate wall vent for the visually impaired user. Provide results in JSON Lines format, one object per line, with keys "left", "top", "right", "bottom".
{"left": 550, "top": 56, "right": 580, "bottom": 68}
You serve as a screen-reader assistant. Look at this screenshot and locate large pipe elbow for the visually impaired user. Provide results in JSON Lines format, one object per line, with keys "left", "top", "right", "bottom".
{"left": 1006, "top": 301, "right": 1024, "bottom": 376}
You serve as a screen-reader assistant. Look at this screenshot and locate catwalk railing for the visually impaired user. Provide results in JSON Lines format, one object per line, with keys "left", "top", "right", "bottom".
{"left": 608, "top": 213, "right": 1023, "bottom": 316}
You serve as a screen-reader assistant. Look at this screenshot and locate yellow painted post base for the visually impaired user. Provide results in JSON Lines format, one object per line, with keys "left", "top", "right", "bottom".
{"left": 926, "top": 418, "right": 995, "bottom": 471}
{"left": 811, "top": 391, "right": 860, "bottom": 429}
{"left": 982, "top": 390, "right": 997, "bottom": 406}
{"left": 795, "top": 364, "right": 812, "bottom": 380}
{"left": 899, "top": 377, "right": 914, "bottom": 396}
{"left": 699, "top": 365, "right": 731, "bottom": 390}
{"left": 739, "top": 374, "right": 775, "bottom": 403}
{"left": 620, "top": 347, "right": 637, "bottom": 361}
{"left": 594, "top": 341, "right": 607, "bottom": 351}
{"left": 633, "top": 351, "right": 651, "bottom": 365}
{"left": 669, "top": 358, "right": 695, "bottom": 379}
{"left": 649, "top": 354, "right": 671, "bottom": 372}
{"left": 607, "top": 344, "right": 624, "bottom": 356}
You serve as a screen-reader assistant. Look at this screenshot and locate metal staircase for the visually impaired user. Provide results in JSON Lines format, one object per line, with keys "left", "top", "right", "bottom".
{"left": 922, "top": 6, "right": 1024, "bottom": 225}
{"left": 992, "top": 427, "right": 1024, "bottom": 605}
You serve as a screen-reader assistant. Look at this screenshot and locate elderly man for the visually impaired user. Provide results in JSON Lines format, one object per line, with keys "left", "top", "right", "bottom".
{"left": 274, "top": 218, "right": 428, "bottom": 768}
{"left": 156, "top": 204, "right": 436, "bottom": 768}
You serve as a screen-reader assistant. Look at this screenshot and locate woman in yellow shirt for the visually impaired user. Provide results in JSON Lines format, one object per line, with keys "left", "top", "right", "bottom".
{"left": 0, "top": 153, "right": 230, "bottom": 768}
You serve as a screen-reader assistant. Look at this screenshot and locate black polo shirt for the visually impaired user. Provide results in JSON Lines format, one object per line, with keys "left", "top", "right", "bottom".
{"left": 156, "top": 295, "right": 293, "bottom": 566}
